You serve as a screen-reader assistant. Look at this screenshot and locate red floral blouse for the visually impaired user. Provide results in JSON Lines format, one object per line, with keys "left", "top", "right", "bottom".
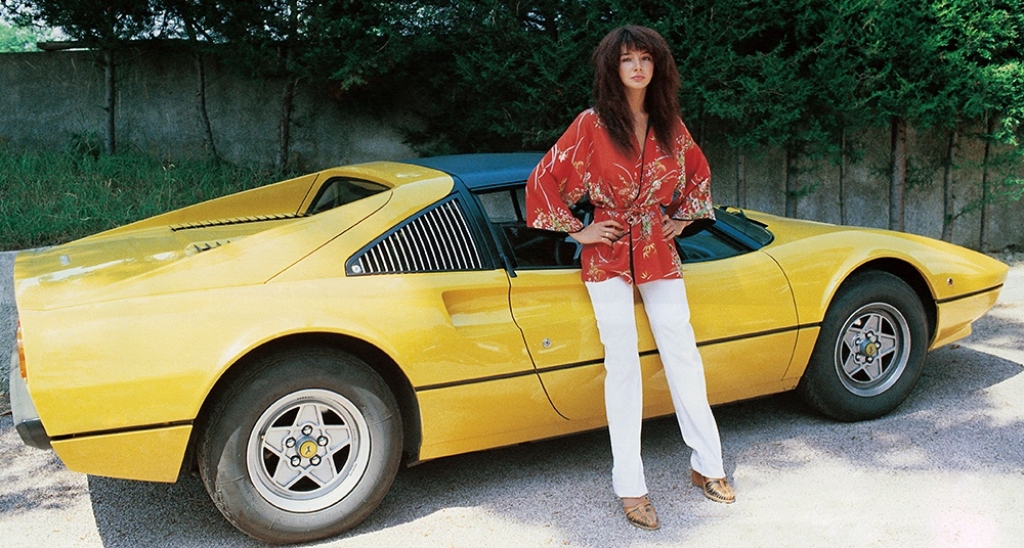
{"left": 526, "top": 109, "right": 714, "bottom": 284}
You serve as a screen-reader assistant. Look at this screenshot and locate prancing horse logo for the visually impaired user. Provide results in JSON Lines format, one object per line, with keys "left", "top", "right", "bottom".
{"left": 299, "top": 440, "right": 318, "bottom": 459}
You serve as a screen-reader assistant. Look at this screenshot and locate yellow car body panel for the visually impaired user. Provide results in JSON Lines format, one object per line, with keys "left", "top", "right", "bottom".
{"left": 51, "top": 425, "right": 192, "bottom": 482}
{"left": 11, "top": 155, "right": 1007, "bottom": 492}
{"left": 749, "top": 212, "right": 1008, "bottom": 351}
{"left": 783, "top": 326, "right": 823, "bottom": 381}
{"left": 95, "top": 172, "right": 322, "bottom": 237}
{"left": 14, "top": 162, "right": 457, "bottom": 460}
{"left": 932, "top": 290, "right": 1002, "bottom": 349}
{"left": 509, "top": 250, "right": 799, "bottom": 420}
{"left": 416, "top": 377, "right": 572, "bottom": 461}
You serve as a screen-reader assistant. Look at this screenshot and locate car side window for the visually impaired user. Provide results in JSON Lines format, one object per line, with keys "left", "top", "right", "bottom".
{"left": 476, "top": 187, "right": 583, "bottom": 269}
{"left": 675, "top": 230, "right": 747, "bottom": 263}
{"left": 675, "top": 208, "right": 772, "bottom": 263}
{"left": 308, "top": 177, "right": 389, "bottom": 215}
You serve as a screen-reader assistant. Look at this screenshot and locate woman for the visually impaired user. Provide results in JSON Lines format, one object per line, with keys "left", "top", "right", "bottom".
{"left": 526, "top": 25, "right": 735, "bottom": 530}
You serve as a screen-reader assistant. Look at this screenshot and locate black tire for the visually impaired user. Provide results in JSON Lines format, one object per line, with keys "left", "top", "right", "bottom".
{"left": 797, "top": 271, "right": 929, "bottom": 421}
{"left": 198, "top": 347, "right": 402, "bottom": 544}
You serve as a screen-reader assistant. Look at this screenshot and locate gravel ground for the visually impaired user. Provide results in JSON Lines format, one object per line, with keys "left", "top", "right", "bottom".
{"left": 0, "top": 251, "right": 15, "bottom": 411}
{"left": 1, "top": 250, "right": 1023, "bottom": 548}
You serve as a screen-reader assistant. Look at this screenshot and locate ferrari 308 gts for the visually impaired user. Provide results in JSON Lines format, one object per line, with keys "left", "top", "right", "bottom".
{"left": 10, "top": 153, "right": 1007, "bottom": 543}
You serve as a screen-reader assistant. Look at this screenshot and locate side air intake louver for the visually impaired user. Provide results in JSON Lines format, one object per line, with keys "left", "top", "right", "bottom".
{"left": 348, "top": 200, "right": 482, "bottom": 275}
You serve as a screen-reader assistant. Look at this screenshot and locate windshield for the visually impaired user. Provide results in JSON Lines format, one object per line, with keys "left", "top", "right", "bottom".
{"left": 714, "top": 207, "right": 774, "bottom": 247}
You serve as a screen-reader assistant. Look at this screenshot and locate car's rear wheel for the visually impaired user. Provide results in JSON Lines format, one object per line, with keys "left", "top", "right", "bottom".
{"left": 198, "top": 347, "right": 402, "bottom": 544}
{"left": 797, "top": 271, "right": 928, "bottom": 421}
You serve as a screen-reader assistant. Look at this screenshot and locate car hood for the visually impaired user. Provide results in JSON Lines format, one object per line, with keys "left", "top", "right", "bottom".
{"left": 14, "top": 191, "right": 392, "bottom": 311}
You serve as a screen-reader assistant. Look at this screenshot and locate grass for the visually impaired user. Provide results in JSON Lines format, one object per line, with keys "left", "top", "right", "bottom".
{"left": 0, "top": 149, "right": 289, "bottom": 251}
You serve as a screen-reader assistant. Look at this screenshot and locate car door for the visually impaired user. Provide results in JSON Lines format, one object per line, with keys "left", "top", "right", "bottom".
{"left": 475, "top": 185, "right": 799, "bottom": 421}
{"left": 288, "top": 190, "right": 566, "bottom": 456}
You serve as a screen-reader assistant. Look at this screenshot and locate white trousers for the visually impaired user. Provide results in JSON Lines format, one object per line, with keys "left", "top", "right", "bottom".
{"left": 586, "top": 276, "right": 725, "bottom": 498}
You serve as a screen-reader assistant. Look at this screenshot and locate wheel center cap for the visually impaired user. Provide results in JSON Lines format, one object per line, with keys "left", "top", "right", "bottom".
{"left": 863, "top": 342, "right": 878, "bottom": 357}
{"left": 299, "top": 440, "right": 318, "bottom": 459}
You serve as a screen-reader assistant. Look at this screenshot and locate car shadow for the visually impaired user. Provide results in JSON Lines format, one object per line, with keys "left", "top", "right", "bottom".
{"left": 87, "top": 473, "right": 253, "bottom": 547}
{"left": 81, "top": 336, "right": 1023, "bottom": 547}
{"left": 351, "top": 343, "right": 1024, "bottom": 546}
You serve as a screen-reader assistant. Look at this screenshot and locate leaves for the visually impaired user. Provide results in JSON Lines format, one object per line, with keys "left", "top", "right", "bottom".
{"left": 4, "top": 0, "right": 1024, "bottom": 226}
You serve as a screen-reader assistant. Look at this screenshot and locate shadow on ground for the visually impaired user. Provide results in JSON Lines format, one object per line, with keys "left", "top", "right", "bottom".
{"left": 78, "top": 339, "right": 1022, "bottom": 547}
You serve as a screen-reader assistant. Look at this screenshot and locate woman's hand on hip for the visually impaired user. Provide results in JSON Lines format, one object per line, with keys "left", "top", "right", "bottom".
{"left": 661, "top": 214, "right": 691, "bottom": 241}
{"left": 569, "top": 219, "right": 626, "bottom": 247}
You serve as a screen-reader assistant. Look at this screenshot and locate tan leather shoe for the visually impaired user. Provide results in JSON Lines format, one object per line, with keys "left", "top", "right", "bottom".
{"left": 691, "top": 470, "right": 736, "bottom": 504}
{"left": 622, "top": 495, "right": 660, "bottom": 530}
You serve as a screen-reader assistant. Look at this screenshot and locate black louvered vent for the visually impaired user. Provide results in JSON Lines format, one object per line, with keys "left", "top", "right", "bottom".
{"left": 349, "top": 200, "right": 483, "bottom": 275}
{"left": 169, "top": 213, "right": 304, "bottom": 231}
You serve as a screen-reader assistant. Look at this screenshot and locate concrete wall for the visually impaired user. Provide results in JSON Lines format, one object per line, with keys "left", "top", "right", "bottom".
{"left": 0, "top": 47, "right": 415, "bottom": 168}
{"left": 1, "top": 48, "right": 1021, "bottom": 251}
{"left": 699, "top": 123, "right": 1023, "bottom": 251}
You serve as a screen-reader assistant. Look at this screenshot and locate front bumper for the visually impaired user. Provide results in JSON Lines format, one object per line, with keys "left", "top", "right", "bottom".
{"left": 931, "top": 284, "right": 1004, "bottom": 350}
{"left": 9, "top": 347, "right": 51, "bottom": 450}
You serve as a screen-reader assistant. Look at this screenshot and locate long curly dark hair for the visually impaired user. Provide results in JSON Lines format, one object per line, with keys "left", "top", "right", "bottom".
{"left": 592, "top": 25, "right": 681, "bottom": 155}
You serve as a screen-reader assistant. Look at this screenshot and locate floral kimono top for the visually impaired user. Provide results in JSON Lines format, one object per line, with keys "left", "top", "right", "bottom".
{"left": 526, "top": 108, "right": 714, "bottom": 284}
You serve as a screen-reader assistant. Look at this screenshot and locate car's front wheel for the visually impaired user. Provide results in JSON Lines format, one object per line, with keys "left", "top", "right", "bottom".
{"left": 198, "top": 347, "right": 402, "bottom": 544}
{"left": 797, "top": 271, "right": 929, "bottom": 421}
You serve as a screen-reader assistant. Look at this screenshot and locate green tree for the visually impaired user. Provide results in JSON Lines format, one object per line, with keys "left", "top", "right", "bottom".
{"left": 806, "top": 0, "right": 872, "bottom": 225}
{"left": 391, "top": 0, "right": 602, "bottom": 154}
{"left": 675, "top": 0, "right": 829, "bottom": 217}
{"left": 200, "top": 0, "right": 396, "bottom": 169}
{"left": 7, "top": 0, "right": 155, "bottom": 154}
{"left": 925, "top": 0, "right": 1023, "bottom": 243}
{"left": 967, "top": 3, "right": 1024, "bottom": 250}
{"left": 755, "top": 1, "right": 831, "bottom": 219}
{"left": 662, "top": 0, "right": 762, "bottom": 208}
{"left": 153, "top": 0, "right": 220, "bottom": 160}
{"left": 842, "top": 0, "right": 950, "bottom": 232}
{"left": 0, "top": 18, "right": 42, "bottom": 51}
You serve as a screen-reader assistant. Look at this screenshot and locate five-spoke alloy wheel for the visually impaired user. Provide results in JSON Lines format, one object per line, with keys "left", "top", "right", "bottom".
{"left": 798, "top": 271, "right": 929, "bottom": 421}
{"left": 247, "top": 389, "right": 372, "bottom": 513}
{"left": 833, "top": 302, "right": 912, "bottom": 398}
{"left": 199, "top": 347, "right": 402, "bottom": 544}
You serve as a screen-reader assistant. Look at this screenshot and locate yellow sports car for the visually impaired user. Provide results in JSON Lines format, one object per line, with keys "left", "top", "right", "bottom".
{"left": 10, "top": 153, "right": 1007, "bottom": 543}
